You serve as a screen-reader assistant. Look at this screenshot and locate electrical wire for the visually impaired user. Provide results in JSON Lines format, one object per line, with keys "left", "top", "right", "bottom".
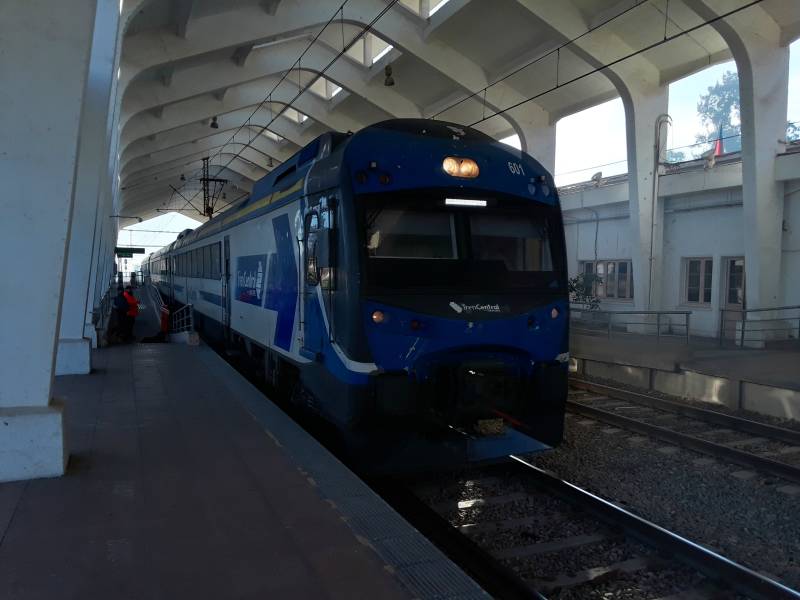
{"left": 430, "top": 0, "right": 650, "bottom": 119}
{"left": 466, "top": 0, "right": 763, "bottom": 129}
{"left": 170, "top": 0, "right": 400, "bottom": 215}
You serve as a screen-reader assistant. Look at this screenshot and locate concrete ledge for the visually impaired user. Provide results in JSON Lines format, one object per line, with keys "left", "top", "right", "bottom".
{"left": 55, "top": 337, "right": 92, "bottom": 375}
{"left": 653, "top": 369, "right": 739, "bottom": 410}
{"left": 0, "top": 399, "right": 67, "bottom": 483}
{"left": 582, "top": 359, "right": 651, "bottom": 389}
{"left": 573, "top": 354, "right": 800, "bottom": 422}
{"left": 742, "top": 382, "right": 800, "bottom": 421}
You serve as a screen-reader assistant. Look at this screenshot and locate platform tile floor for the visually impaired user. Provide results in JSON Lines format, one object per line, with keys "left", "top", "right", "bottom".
{"left": 0, "top": 341, "right": 487, "bottom": 599}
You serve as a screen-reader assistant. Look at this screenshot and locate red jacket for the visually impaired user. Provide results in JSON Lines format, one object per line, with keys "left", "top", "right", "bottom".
{"left": 123, "top": 291, "right": 139, "bottom": 317}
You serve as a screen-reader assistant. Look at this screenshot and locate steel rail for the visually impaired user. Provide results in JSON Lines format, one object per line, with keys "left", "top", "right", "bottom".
{"left": 570, "top": 377, "right": 800, "bottom": 446}
{"left": 509, "top": 456, "right": 800, "bottom": 600}
{"left": 565, "top": 399, "right": 800, "bottom": 486}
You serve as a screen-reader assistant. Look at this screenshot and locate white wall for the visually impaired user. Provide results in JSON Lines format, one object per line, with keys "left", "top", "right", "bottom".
{"left": 782, "top": 179, "right": 800, "bottom": 307}
{"left": 661, "top": 189, "right": 744, "bottom": 337}
{"left": 561, "top": 167, "right": 797, "bottom": 339}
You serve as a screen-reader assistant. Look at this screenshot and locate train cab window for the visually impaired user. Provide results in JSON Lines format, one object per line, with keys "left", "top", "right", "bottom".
{"left": 469, "top": 214, "right": 552, "bottom": 272}
{"left": 366, "top": 209, "right": 457, "bottom": 259}
{"left": 305, "top": 212, "right": 320, "bottom": 285}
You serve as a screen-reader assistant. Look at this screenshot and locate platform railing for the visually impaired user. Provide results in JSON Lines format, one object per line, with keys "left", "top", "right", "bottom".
{"left": 719, "top": 304, "right": 800, "bottom": 349}
{"left": 570, "top": 305, "right": 692, "bottom": 344}
{"left": 170, "top": 304, "right": 195, "bottom": 334}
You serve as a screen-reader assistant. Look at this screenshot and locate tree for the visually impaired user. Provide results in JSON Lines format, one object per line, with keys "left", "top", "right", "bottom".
{"left": 665, "top": 149, "right": 686, "bottom": 163}
{"left": 694, "top": 70, "right": 741, "bottom": 155}
{"left": 568, "top": 273, "right": 602, "bottom": 309}
{"left": 788, "top": 121, "right": 800, "bottom": 143}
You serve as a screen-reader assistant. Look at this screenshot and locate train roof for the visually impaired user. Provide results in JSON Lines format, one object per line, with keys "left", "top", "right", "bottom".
{"left": 149, "top": 119, "right": 556, "bottom": 259}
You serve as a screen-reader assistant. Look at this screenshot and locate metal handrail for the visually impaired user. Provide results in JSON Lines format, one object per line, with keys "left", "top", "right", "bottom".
{"left": 170, "top": 304, "right": 194, "bottom": 334}
{"left": 570, "top": 306, "right": 692, "bottom": 344}
{"left": 719, "top": 304, "right": 800, "bottom": 347}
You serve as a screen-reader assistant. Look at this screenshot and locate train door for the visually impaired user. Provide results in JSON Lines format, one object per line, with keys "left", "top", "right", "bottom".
{"left": 169, "top": 255, "right": 175, "bottom": 304}
{"left": 222, "top": 236, "right": 231, "bottom": 339}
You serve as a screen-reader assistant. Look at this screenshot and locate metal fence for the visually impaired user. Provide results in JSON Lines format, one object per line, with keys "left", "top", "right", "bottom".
{"left": 719, "top": 305, "right": 800, "bottom": 348}
{"left": 570, "top": 305, "right": 692, "bottom": 344}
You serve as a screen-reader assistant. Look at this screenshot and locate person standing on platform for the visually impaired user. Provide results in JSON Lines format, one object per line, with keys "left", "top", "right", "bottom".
{"left": 123, "top": 285, "right": 139, "bottom": 342}
{"left": 113, "top": 286, "right": 128, "bottom": 343}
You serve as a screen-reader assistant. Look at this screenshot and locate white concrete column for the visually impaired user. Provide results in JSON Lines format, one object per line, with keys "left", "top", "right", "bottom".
{"left": 621, "top": 86, "right": 669, "bottom": 312}
{"left": 57, "top": 0, "right": 121, "bottom": 374}
{"left": 686, "top": 1, "right": 789, "bottom": 313}
{"left": 0, "top": 0, "right": 98, "bottom": 482}
{"left": 507, "top": 104, "right": 556, "bottom": 174}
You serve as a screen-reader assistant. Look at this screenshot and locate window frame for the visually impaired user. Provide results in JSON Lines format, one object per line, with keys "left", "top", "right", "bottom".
{"left": 683, "top": 257, "right": 713, "bottom": 306}
{"left": 304, "top": 211, "right": 320, "bottom": 286}
{"left": 579, "top": 259, "right": 634, "bottom": 300}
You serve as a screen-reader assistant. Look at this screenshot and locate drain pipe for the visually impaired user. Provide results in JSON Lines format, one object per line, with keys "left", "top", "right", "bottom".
{"left": 648, "top": 114, "right": 672, "bottom": 310}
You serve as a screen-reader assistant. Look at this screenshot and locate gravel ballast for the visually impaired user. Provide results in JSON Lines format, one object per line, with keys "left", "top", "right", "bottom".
{"left": 527, "top": 412, "right": 800, "bottom": 589}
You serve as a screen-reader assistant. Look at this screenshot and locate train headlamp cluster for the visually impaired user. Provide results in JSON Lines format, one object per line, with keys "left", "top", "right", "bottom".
{"left": 442, "top": 156, "right": 479, "bottom": 178}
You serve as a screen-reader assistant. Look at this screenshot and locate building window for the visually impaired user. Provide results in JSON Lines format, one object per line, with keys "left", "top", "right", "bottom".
{"left": 685, "top": 258, "right": 712, "bottom": 304}
{"left": 580, "top": 260, "right": 634, "bottom": 299}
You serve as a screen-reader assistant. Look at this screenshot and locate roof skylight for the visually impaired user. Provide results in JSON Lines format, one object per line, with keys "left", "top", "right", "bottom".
{"left": 283, "top": 107, "right": 308, "bottom": 124}
{"left": 429, "top": 0, "right": 452, "bottom": 16}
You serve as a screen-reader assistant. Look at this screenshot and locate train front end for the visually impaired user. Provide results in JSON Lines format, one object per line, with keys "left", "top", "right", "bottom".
{"left": 342, "top": 120, "right": 569, "bottom": 470}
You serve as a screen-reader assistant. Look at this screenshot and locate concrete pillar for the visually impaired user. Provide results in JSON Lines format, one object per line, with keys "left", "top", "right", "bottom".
{"left": 57, "top": 0, "right": 121, "bottom": 374}
{"left": 621, "top": 86, "right": 669, "bottom": 312}
{"left": 507, "top": 105, "right": 556, "bottom": 174}
{"left": 685, "top": 1, "right": 789, "bottom": 311}
{"left": 0, "top": 0, "right": 98, "bottom": 482}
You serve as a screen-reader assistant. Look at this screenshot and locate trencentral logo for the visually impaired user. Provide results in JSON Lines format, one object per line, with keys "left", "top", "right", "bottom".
{"left": 236, "top": 254, "right": 267, "bottom": 306}
{"left": 449, "top": 301, "right": 502, "bottom": 314}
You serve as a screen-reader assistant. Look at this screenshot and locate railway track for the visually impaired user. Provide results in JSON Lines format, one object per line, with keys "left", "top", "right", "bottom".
{"left": 568, "top": 378, "right": 800, "bottom": 486}
{"left": 410, "top": 458, "right": 800, "bottom": 599}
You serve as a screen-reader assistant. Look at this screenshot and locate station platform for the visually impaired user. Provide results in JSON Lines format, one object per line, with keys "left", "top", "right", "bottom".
{"left": 0, "top": 341, "right": 487, "bottom": 599}
{"left": 571, "top": 333, "right": 800, "bottom": 420}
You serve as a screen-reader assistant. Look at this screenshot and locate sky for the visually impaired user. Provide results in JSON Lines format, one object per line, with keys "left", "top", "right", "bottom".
{"left": 119, "top": 41, "right": 800, "bottom": 258}
{"left": 117, "top": 212, "right": 202, "bottom": 273}
{"left": 507, "top": 40, "right": 800, "bottom": 187}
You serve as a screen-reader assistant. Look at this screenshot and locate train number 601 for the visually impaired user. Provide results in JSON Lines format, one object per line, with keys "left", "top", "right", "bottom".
{"left": 507, "top": 161, "right": 526, "bottom": 176}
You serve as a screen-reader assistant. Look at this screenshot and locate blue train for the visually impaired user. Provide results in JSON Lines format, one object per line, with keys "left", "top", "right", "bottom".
{"left": 144, "top": 119, "right": 569, "bottom": 470}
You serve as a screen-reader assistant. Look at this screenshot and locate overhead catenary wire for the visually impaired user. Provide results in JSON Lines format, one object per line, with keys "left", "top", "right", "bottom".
{"left": 465, "top": 0, "right": 763, "bottom": 129}
{"left": 170, "top": 0, "right": 400, "bottom": 216}
{"left": 430, "top": 0, "right": 651, "bottom": 120}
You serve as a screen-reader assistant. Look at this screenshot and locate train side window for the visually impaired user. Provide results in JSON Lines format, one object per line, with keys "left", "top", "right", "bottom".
{"left": 203, "top": 245, "right": 211, "bottom": 278}
{"left": 210, "top": 243, "right": 220, "bottom": 279}
{"left": 305, "top": 212, "right": 320, "bottom": 285}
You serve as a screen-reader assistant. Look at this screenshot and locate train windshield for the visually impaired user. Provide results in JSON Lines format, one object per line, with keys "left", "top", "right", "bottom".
{"left": 358, "top": 192, "right": 565, "bottom": 292}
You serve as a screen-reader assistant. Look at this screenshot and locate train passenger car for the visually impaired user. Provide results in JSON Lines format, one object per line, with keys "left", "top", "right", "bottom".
{"left": 144, "top": 119, "right": 569, "bottom": 470}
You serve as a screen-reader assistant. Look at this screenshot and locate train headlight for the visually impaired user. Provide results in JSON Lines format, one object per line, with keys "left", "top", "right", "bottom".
{"left": 551, "top": 307, "right": 559, "bottom": 319}
{"left": 442, "top": 156, "right": 479, "bottom": 178}
{"left": 372, "top": 310, "right": 385, "bottom": 324}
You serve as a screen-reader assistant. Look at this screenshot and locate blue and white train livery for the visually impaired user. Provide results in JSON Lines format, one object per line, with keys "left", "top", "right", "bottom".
{"left": 144, "top": 119, "right": 569, "bottom": 470}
